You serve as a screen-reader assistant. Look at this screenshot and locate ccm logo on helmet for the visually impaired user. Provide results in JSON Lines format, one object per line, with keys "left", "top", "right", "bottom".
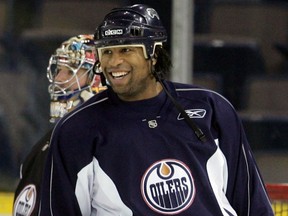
{"left": 104, "top": 29, "right": 123, "bottom": 36}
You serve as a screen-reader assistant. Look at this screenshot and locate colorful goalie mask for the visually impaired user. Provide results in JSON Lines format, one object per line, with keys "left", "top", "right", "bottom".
{"left": 47, "top": 34, "right": 105, "bottom": 123}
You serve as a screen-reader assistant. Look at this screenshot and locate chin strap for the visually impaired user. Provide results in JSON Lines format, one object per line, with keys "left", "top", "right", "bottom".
{"left": 154, "top": 71, "right": 207, "bottom": 143}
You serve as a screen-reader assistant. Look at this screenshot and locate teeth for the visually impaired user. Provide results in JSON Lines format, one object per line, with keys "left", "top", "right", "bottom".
{"left": 112, "top": 72, "right": 128, "bottom": 78}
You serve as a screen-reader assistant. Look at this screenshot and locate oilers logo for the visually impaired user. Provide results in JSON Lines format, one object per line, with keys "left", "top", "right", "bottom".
{"left": 141, "top": 159, "right": 195, "bottom": 214}
{"left": 13, "top": 184, "right": 36, "bottom": 216}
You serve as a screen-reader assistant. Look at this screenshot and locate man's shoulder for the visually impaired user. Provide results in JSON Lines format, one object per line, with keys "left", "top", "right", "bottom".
{"left": 168, "top": 81, "right": 233, "bottom": 107}
{"left": 23, "top": 129, "right": 52, "bottom": 162}
{"left": 169, "top": 81, "right": 215, "bottom": 96}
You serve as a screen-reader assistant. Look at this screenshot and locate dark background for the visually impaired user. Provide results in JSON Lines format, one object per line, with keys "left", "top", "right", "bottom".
{"left": 1, "top": 0, "right": 288, "bottom": 190}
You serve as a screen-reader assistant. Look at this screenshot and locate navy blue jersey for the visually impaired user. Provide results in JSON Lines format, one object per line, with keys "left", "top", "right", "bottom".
{"left": 13, "top": 129, "right": 52, "bottom": 216}
{"left": 39, "top": 81, "right": 273, "bottom": 215}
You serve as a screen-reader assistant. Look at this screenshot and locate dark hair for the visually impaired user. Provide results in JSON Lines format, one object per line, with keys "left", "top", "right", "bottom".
{"left": 153, "top": 45, "right": 172, "bottom": 80}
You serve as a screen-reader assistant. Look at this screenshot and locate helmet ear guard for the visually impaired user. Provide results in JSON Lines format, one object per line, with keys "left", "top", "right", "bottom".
{"left": 92, "top": 60, "right": 101, "bottom": 74}
{"left": 92, "top": 61, "right": 108, "bottom": 87}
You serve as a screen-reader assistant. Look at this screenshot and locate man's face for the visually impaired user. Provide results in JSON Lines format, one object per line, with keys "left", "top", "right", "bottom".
{"left": 54, "top": 65, "right": 89, "bottom": 91}
{"left": 99, "top": 46, "right": 157, "bottom": 101}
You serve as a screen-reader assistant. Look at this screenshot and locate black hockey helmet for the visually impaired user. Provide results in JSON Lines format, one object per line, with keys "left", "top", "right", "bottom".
{"left": 94, "top": 4, "right": 167, "bottom": 59}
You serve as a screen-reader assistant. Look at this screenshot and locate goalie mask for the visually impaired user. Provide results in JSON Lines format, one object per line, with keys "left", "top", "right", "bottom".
{"left": 47, "top": 34, "right": 105, "bottom": 123}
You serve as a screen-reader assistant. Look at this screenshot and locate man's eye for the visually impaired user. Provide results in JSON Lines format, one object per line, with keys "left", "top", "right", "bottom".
{"left": 121, "top": 48, "right": 131, "bottom": 53}
{"left": 102, "top": 49, "right": 111, "bottom": 55}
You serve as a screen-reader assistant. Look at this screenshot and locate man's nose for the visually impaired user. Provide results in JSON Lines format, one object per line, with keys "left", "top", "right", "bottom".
{"left": 108, "top": 52, "right": 124, "bottom": 67}
{"left": 55, "top": 71, "right": 68, "bottom": 82}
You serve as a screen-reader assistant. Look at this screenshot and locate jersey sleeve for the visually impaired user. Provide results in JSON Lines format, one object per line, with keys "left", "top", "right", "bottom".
{"left": 39, "top": 125, "right": 84, "bottom": 216}
{"left": 38, "top": 116, "right": 133, "bottom": 215}
{"left": 212, "top": 94, "right": 273, "bottom": 215}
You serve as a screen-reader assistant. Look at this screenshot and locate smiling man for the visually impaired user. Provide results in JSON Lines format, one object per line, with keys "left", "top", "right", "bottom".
{"left": 38, "top": 4, "right": 273, "bottom": 216}
{"left": 99, "top": 46, "right": 161, "bottom": 101}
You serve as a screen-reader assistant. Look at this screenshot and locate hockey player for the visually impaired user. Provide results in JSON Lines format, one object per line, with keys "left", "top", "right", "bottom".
{"left": 39, "top": 4, "right": 273, "bottom": 216}
{"left": 13, "top": 34, "right": 106, "bottom": 216}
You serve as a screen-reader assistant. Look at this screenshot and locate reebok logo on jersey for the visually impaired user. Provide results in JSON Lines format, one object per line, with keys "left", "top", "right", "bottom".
{"left": 13, "top": 184, "right": 36, "bottom": 216}
{"left": 141, "top": 159, "right": 195, "bottom": 214}
{"left": 177, "top": 109, "right": 206, "bottom": 120}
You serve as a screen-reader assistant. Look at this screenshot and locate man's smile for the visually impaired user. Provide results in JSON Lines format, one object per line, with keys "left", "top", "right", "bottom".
{"left": 111, "top": 71, "right": 129, "bottom": 79}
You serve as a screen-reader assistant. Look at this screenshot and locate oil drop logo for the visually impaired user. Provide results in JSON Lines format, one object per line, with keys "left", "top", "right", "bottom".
{"left": 141, "top": 159, "right": 195, "bottom": 214}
